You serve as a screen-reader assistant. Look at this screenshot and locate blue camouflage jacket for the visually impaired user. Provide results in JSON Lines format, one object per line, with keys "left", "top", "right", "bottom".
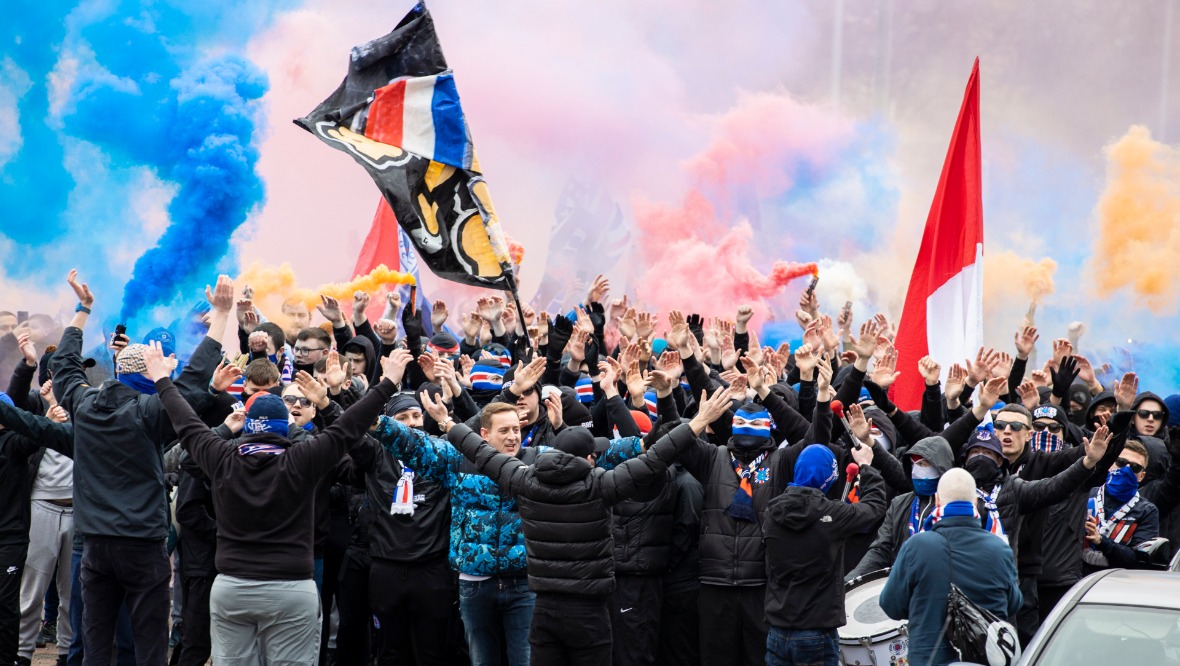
{"left": 373, "top": 417, "right": 642, "bottom": 577}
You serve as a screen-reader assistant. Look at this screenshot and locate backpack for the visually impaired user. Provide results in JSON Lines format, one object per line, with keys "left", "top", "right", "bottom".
{"left": 935, "top": 534, "right": 1021, "bottom": 666}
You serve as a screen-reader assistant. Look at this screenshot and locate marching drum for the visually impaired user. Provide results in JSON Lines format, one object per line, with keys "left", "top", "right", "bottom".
{"left": 840, "top": 569, "right": 909, "bottom": 666}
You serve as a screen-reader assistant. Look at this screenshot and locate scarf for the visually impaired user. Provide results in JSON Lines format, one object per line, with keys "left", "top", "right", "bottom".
{"left": 522, "top": 424, "right": 539, "bottom": 448}
{"left": 117, "top": 372, "right": 158, "bottom": 395}
{"left": 725, "top": 452, "right": 767, "bottom": 522}
{"left": 908, "top": 495, "right": 938, "bottom": 536}
{"left": 1083, "top": 486, "right": 1141, "bottom": 567}
{"left": 391, "top": 466, "right": 416, "bottom": 516}
{"left": 1030, "top": 430, "right": 1065, "bottom": 453}
{"left": 977, "top": 485, "right": 1007, "bottom": 542}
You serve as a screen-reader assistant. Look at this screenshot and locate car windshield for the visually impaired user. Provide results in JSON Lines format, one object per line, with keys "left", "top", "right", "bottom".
{"left": 1034, "top": 604, "right": 1180, "bottom": 665}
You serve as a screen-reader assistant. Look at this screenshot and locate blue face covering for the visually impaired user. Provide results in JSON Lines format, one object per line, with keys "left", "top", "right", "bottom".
{"left": 1105, "top": 465, "right": 1139, "bottom": 504}
{"left": 912, "top": 477, "right": 940, "bottom": 497}
{"left": 117, "top": 372, "right": 158, "bottom": 395}
{"left": 941, "top": 500, "right": 978, "bottom": 518}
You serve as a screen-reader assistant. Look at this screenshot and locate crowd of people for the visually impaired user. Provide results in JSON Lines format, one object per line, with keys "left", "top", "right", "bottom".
{"left": 0, "top": 268, "right": 1177, "bottom": 666}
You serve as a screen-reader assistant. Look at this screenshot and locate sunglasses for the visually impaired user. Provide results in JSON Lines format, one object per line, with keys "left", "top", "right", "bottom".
{"left": 1032, "top": 422, "right": 1064, "bottom": 434}
{"left": 1137, "top": 410, "right": 1165, "bottom": 421}
{"left": 282, "top": 395, "right": 312, "bottom": 408}
{"left": 1115, "top": 458, "right": 1145, "bottom": 475}
{"left": 994, "top": 420, "right": 1028, "bottom": 432}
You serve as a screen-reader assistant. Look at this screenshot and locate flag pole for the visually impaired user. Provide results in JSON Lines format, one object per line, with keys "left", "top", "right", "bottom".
{"left": 502, "top": 268, "right": 533, "bottom": 359}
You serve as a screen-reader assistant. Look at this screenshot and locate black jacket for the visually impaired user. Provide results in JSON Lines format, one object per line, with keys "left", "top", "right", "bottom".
{"left": 176, "top": 453, "right": 217, "bottom": 578}
{"left": 350, "top": 433, "right": 452, "bottom": 565}
{"left": 52, "top": 328, "right": 222, "bottom": 540}
{"left": 0, "top": 416, "right": 72, "bottom": 545}
{"left": 764, "top": 466, "right": 887, "bottom": 630}
{"left": 160, "top": 375, "right": 396, "bottom": 581}
{"left": 446, "top": 422, "right": 700, "bottom": 597}
{"left": 611, "top": 468, "right": 676, "bottom": 576}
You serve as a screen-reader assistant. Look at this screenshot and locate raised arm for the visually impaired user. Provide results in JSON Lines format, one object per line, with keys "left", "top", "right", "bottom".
{"left": 49, "top": 269, "right": 94, "bottom": 413}
{"left": 0, "top": 398, "right": 73, "bottom": 456}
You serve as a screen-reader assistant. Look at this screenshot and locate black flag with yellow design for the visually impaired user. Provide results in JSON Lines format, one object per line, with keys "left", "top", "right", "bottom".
{"left": 294, "top": 2, "right": 513, "bottom": 288}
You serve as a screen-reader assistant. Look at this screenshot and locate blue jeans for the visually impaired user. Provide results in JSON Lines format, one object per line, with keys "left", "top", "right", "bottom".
{"left": 67, "top": 547, "right": 137, "bottom": 666}
{"left": 766, "top": 627, "right": 841, "bottom": 666}
{"left": 458, "top": 576, "right": 535, "bottom": 666}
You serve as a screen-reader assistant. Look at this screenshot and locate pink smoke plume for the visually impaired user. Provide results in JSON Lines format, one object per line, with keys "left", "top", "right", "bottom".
{"left": 633, "top": 90, "right": 853, "bottom": 317}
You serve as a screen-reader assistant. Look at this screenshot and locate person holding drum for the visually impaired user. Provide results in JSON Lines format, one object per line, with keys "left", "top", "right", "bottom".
{"left": 762, "top": 419, "right": 884, "bottom": 665}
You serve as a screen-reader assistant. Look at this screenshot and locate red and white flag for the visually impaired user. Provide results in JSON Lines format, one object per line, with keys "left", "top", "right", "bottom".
{"left": 893, "top": 59, "right": 984, "bottom": 410}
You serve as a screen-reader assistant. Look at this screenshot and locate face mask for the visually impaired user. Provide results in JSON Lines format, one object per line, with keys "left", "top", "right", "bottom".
{"left": 964, "top": 454, "right": 1001, "bottom": 488}
{"left": 912, "top": 477, "right": 940, "bottom": 497}
{"left": 1104, "top": 465, "right": 1139, "bottom": 504}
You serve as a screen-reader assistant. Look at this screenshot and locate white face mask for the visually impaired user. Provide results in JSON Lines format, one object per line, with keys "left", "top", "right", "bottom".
{"left": 911, "top": 460, "right": 941, "bottom": 480}
{"left": 872, "top": 430, "right": 893, "bottom": 452}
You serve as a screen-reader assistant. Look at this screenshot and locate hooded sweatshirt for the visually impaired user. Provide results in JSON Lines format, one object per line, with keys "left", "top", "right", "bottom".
{"left": 342, "top": 334, "right": 381, "bottom": 388}
{"left": 1132, "top": 392, "right": 1171, "bottom": 443}
{"left": 847, "top": 436, "right": 954, "bottom": 580}
{"left": 764, "top": 463, "right": 885, "bottom": 629}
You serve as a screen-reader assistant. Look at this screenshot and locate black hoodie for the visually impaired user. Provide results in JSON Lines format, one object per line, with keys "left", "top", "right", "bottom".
{"left": 1132, "top": 392, "right": 1171, "bottom": 443}
{"left": 764, "top": 466, "right": 886, "bottom": 630}
{"left": 342, "top": 334, "right": 380, "bottom": 387}
{"left": 157, "top": 374, "right": 396, "bottom": 581}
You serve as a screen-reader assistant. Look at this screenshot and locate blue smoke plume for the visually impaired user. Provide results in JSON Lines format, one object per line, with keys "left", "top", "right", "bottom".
{"left": 1, "top": 0, "right": 285, "bottom": 347}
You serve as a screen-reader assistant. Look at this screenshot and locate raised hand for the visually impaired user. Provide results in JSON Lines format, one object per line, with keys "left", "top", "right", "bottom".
{"left": 850, "top": 320, "right": 881, "bottom": 360}
{"left": 477, "top": 296, "right": 505, "bottom": 324}
{"left": 1075, "top": 355, "right": 1101, "bottom": 391}
{"left": 1082, "top": 425, "right": 1112, "bottom": 469}
{"left": 380, "top": 349, "right": 415, "bottom": 385}
{"left": 236, "top": 293, "right": 255, "bottom": 328}
{"left": 1030, "top": 365, "right": 1051, "bottom": 389}
{"left": 795, "top": 343, "right": 819, "bottom": 380}
{"left": 67, "top": 269, "right": 94, "bottom": 308}
{"left": 618, "top": 308, "right": 638, "bottom": 340}
{"left": 1014, "top": 325, "right": 1039, "bottom": 360}
{"left": 870, "top": 347, "right": 901, "bottom": 389}
{"left": 689, "top": 387, "right": 736, "bottom": 435}
{"left": 586, "top": 274, "right": 611, "bottom": 305}
{"left": 419, "top": 389, "right": 452, "bottom": 425}
{"left": 224, "top": 408, "right": 246, "bottom": 434}
{"left": 918, "top": 356, "right": 942, "bottom": 387}
{"left": 46, "top": 405, "right": 69, "bottom": 424}
{"left": 847, "top": 402, "right": 873, "bottom": 447}
{"left": 978, "top": 376, "right": 1008, "bottom": 410}
{"left": 417, "top": 351, "right": 438, "bottom": 383}
{"left": 511, "top": 357, "right": 547, "bottom": 396}
{"left": 1016, "top": 379, "right": 1040, "bottom": 410}
{"left": 965, "top": 347, "right": 999, "bottom": 387}
{"left": 735, "top": 304, "right": 754, "bottom": 333}
{"left": 636, "top": 311, "right": 656, "bottom": 340}
{"left": 430, "top": 300, "right": 449, "bottom": 330}
{"left": 544, "top": 390, "right": 564, "bottom": 429}
{"left": 1113, "top": 372, "right": 1139, "bottom": 412}
{"left": 457, "top": 354, "right": 475, "bottom": 388}
{"left": 211, "top": 359, "right": 243, "bottom": 392}
{"left": 740, "top": 356, "right": 765, "bottom": 394}
{"left": 17, "top": 333, "right": 35, "bottom": 366}
{"left": 353, "top": 291, "right": 372, "bottom": 323}
{"left": 607, "top": 295, "right": 629, "bottom": 323}
{"left": 374, "top": 318, "right": 398, "bottom": 344}
{"left": 567, "top": 328, "right": 589, "bottom": 364}
{"left": 816, "top": 354, "right": 834, "bottom": 401}
{"left": 625, "top": 359, "right": 647, "bottom": 407}
{"left": 1051, "top": 338, "right": 1073, "bottom": 370}
{"left": 992, "top": 352, "right": 1014, "bottom": 380}
{"left": 294, "top": 370, "right": 329, "bottom": 408}
{"left": 658, "top": 350, "right": 683, "bottom": 383}
{"left": 944, "top": 363, "right": 967, "bottom": 403}
{"left": 317, "top": 295, "right": 344, "bottom": 325}
{"left": 141, "top": 341, "right": 177, "bottom": 382}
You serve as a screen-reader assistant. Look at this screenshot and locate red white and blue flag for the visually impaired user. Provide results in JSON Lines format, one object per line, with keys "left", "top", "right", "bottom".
{"left": 366, "top": 73, "right": 475, "bottom": 170}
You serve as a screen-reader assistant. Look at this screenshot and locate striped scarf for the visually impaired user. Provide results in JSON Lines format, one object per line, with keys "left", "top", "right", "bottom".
{"left": 1083, "top": 488, "right": 1141, "bottom": 567}
{"left": 908, "top": 496, "right": 938, "bottom": 536}
{"left": 977, "top": 485, "right": 1007, "bottom": 542}
{"left": 237, "top": 442, "right": 286, "bottom": 456}
{"left": 725, "top": 452, "right": 766, "bottom": 522}
{"left": 1030, "top": 430, "right": 1064, "bottom": 453}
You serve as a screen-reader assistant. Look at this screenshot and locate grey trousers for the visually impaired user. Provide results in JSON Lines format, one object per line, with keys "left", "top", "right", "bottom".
{"left": 209, "top": 575, "right": 320, "bottom": 666}
{"left": 18, "top": 501, "right": 73, "bottom": 658}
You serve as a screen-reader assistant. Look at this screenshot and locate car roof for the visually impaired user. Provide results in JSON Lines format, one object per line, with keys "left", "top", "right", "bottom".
{"left": 1079, "top": 570, "right": 1180, "bottom": 610}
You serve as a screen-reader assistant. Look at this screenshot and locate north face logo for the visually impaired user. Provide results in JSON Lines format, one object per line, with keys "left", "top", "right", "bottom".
{"left": 820, "top": 516, "right": 833, "bottom": 523}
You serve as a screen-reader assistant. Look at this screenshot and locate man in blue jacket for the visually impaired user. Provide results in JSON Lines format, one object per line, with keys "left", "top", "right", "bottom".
{"left": 880, "top": 468, "right": 1022, "bottom": 666}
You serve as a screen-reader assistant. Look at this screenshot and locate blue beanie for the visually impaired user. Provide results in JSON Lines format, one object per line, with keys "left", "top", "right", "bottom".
{"left": 789, "top": 444, "right": 838, "bottom": 492}
{"left": 143, "top": 327, "right": 176, "bottom": 358}
{"left": 1165, "top": 395, "right": 1180, "bottom": 428}
{"left": 471, "top": 360, "right": 506, "bottom": 391}
{"left": 574, "top": 375, "right": 594, "bottom": 404}
{"left": 244, "top": 393, "right": 289, "bottom": 437}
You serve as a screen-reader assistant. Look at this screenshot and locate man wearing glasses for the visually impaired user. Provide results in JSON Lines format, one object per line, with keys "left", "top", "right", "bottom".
{"left": 1131, "top": 394, "right": 1169, "bottom": 441}
{"left": 1081, "top": 439, "right": 1159, "bottom": 576}
{"left": 292, "top": 329, "right": 332, "bottom": 376}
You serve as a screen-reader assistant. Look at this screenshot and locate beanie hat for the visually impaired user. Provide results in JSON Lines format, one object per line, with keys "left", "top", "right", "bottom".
{"left": 482, "top": 343, "right": 512, "bottom": 369}
{"left": 384, "top": 393, "right": 422, "bottom": 417}
{"left": 732, "top": 402, "right": 771, "bottom": 439}
{"left": 559, "top": 387, "right": 593, "bottom": 429}
{"left": 651, "top": 338, "right": 668, "bottom": 357}
{"left": 470, "top": 359, "right": 506, "bottom": 392}
{"left": 857, "top": 388, "right": 873, "bottom": 405}
{"left": 789, "top": 444, "right": 838, "bottom": 492}
{"left": 244, "top": 393, "right": 289, "bottom": 437}
{"left": 574, "top": 375, "right": 594, "bottom": 403}
{"left": 644, "top": 390, "right": 659, "bottom": 420}
{"left": 630, "top": 410, "right": 653, "bottom": 435}
{"left": 1032, "top": 403, "right": 1069, "bottom": 429}
{"left": 427, "top": 332, "right": 460, "bottom": 357}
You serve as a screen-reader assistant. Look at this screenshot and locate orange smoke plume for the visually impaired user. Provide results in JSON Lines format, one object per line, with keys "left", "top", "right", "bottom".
{"left": 237, "top": 262, "right": 415, "bottom": 312}
{"left": 984, "top": 251, "right": 1057, "bottom": 304}
{"left": 1090, "top": 125, "right": 1180, "bottom": 313}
